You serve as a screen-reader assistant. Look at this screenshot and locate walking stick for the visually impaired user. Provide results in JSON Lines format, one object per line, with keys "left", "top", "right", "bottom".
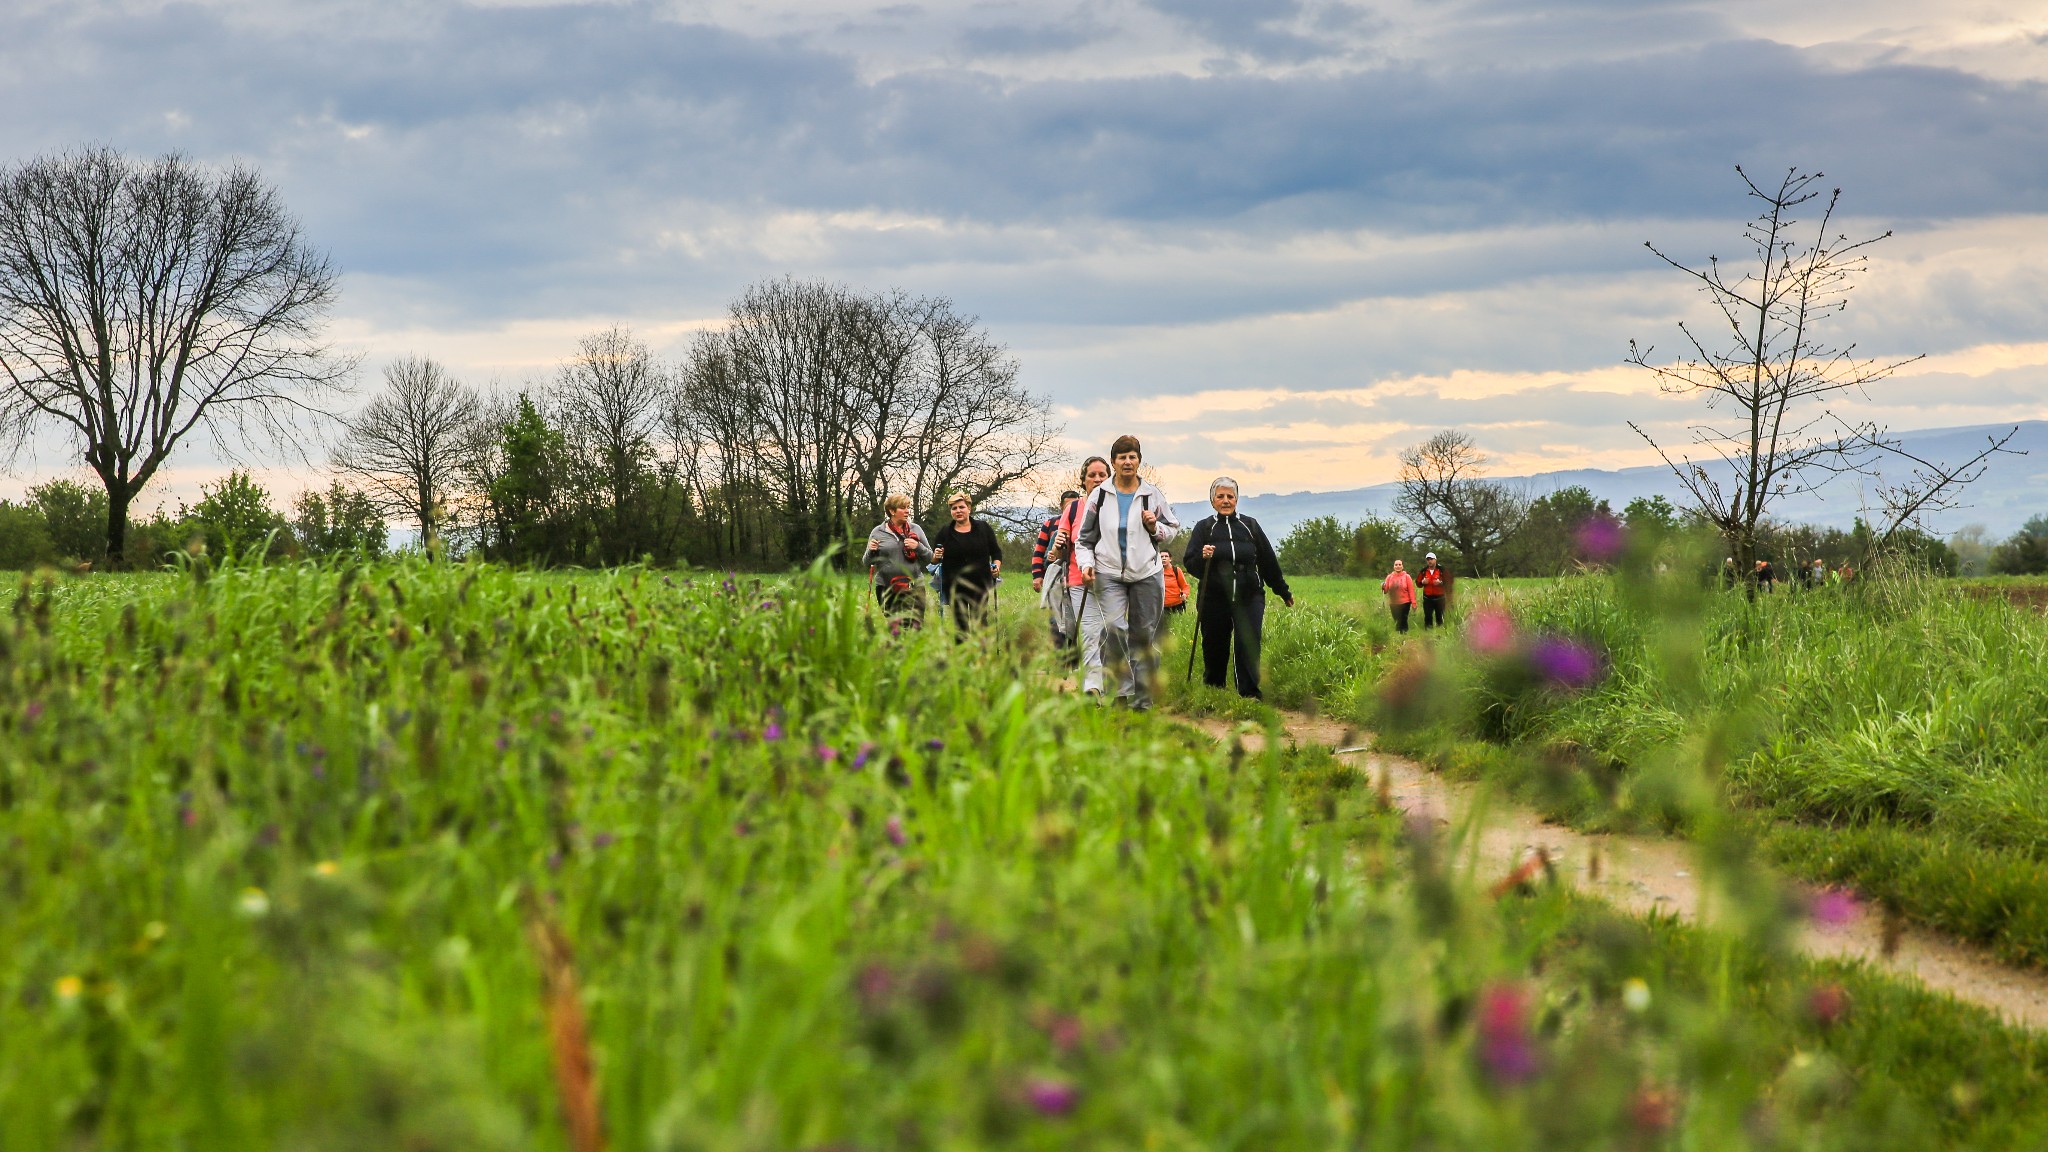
{"left": 1185, "top": 546, "right": 1219, "bottom": 683}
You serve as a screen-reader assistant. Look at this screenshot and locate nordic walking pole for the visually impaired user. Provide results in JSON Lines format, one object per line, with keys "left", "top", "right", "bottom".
{"left": 1185, "top": 547, "right": 1218, "bottom": 683}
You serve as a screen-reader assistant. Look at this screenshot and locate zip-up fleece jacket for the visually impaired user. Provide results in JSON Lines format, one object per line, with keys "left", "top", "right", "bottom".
{"left": 1182, "top": 514, "right": 1292, "bottom": 603}
{"left": 1075, "top": 480, "right": 1180, "bottom": 582}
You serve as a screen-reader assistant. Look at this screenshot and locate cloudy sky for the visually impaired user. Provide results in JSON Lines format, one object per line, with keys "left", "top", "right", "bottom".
{"left": 4, "top": 0, "right": 2048, "bottom": 504}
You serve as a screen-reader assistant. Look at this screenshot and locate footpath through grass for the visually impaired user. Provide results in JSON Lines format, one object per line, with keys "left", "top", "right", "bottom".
{"left": 1211, "top": 564, "right": 2048, "bottom": 971}
{"left": 4, "top": 560, "right": 2046, "bottom": 1148}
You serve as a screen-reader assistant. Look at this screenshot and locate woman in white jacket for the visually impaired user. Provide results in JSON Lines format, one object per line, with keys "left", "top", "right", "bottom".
{"left": 1075, "top": 434, "right": 1180, "bottom": 710}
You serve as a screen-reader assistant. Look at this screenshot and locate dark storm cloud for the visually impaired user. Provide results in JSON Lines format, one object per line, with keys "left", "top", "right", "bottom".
{"left": 5, "top": 2, "right": 2047, "bottom": 326}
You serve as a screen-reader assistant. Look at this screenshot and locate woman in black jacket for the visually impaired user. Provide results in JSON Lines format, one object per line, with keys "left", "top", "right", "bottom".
{"left": 1182, "top": 477, "right": 1293, "bottom": 698}
{"left": 933, "top": 491, "right": 1004, "bottom": 637}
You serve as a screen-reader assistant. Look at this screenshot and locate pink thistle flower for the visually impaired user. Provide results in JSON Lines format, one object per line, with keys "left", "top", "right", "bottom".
{"left": 1023, "top": 1076, "right": 1079, "bottom": 1118}
{"left": 815, "top": 744, "right": 839, "bottom": 762}
{"left": 885, "top": 815, "right": 906, "bottom": 847}
{"left": 1477, "top": 982, "right": 1539, "bottom": 1085}
{"left": 1809, "top": 887, "right": 1859, "bottom": 929}
{"left": 1466, "top": 608, "right": 1517, "bottom": 655}
{"left": 763, "top": 722, "right": 784, "bottom": 742}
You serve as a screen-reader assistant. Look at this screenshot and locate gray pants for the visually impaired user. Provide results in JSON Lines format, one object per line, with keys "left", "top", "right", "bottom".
{"left": 1069, "top": 582, "right": 1106, "bottom": 693}
{"left": 1097, "top": 575, "right": 1164, "bottom": 707}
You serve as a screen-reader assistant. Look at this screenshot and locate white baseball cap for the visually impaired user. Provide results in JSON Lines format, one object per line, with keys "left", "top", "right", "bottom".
{"left": 1424, "top": 552, "right": 1436, "bottom": 559}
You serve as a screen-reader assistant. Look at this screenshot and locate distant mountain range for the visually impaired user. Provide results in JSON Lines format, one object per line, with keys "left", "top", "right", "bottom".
{"left": 1173, "top": 421, "right": 2048, "bottom": 541}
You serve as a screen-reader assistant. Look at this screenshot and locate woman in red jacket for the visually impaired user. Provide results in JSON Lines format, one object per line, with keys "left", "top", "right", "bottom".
{"left": 1381, "top": 559, "right": 1417, "bottom": 634}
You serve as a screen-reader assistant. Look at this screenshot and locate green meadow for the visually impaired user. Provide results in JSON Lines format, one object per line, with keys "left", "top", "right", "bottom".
{"left": 3, "top": 560, "right": 2047, "bottom": 1148}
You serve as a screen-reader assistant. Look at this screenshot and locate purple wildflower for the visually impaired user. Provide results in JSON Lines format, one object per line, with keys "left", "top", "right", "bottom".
{"left": 1528, "top": 637, "right": 1604, "bottom": 690}
{"left": 495, "top": 735, "right": 510, "bottom": 752}
{"left": 926, "top": 738, "right": 945, "bottom": 752}
{"left": 855, "top": 961, "right": 896, "bottom": 1009}
{"left": 1024, "top": 1077, "right": 1080, "bottom": 1118}
{"left": 1575, "top": 513, "right": 1626, "bottom": 562}
{"left": 815, "top": 744, "right": 839, "bottom": 763}
{"left": 592, "top": 831, "right": 616, "bottom": 850}
{"left": 1477, "top": 982, "right": 1539, "bottom": 1085}
{"left": 885, "top": 815, "right": 906, "bottom": 847}
{"left": 763, "top": 722, "right": 784, "bottom": 742}
{"left": 1809, "top": 887, "right": 1859, "bottom": 929}
{"left": 853, "top": 742, "right": 877, "bottom": 770}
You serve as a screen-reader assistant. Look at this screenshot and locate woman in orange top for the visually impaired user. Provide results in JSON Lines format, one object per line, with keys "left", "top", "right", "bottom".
{"left": 1381, "top": 559, "right": 1417, "bottom": 634}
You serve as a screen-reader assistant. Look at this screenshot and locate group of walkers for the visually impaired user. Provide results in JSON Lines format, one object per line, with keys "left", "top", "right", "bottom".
{"left": 862, "top": 434, "right": 1299, "bottom": 710}
{"left": 1722, "top": 556, "right": 1856, "bottom": 593}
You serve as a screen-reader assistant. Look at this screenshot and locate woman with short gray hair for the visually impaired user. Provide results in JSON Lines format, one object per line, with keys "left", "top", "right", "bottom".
{"left": 1181, "top": 476, "right": 1293, "bottom": 699}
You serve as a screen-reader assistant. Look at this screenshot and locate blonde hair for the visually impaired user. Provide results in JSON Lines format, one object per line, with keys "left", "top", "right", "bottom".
{"left": 883, "top": 493, "right": 912, "bottom": 513}
{"left": 947, "top": 491, "right": 971, "bottom": 508}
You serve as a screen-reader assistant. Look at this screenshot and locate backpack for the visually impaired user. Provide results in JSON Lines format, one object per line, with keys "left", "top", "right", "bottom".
{"left": 1162, "top": 555, "right": 1191, "bottom": 613}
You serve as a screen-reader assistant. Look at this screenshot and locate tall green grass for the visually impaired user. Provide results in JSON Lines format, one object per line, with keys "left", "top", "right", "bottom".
{"left": 3, "top": 560, "right": 2045, "bottom": 1148}
{"left": 1286, "top": 564, "right": 2048, "bottom": 965}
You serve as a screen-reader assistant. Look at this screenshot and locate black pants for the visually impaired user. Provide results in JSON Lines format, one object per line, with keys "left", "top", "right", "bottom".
{"left": 876, "top": 583, "right": 924, "bottom": 626}
{"left": 1421, "top": 595, "right": 1445, "bottom": 629}
{"left": 1391, "top": 602, "right": 1411, "bottom": 633}
{"left": 950, "top": 581, "right": 993, "bottom": 638}
{"left": 1199, "top": 587, "right": 1265, "bottom": 698}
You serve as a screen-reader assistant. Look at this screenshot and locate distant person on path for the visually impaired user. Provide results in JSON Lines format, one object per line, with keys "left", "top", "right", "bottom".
{"left": 1184, "top": 476, "right": 1293, "bottom": 699}
{"left": 1034, "top": 488, "right": 1084, "bottom": 647}
{"left": 934, "top": 491, "right": 1003, "bottom": 637}
{"left": 1052, "top": 457, "right": 1111, "bottom": 688}
{"left": 863, "top": 494, "right": 932, "bottom": 623}
{"left": 1722, "top": 557, "right": 1737, "bottom": 590}
{"left": 1753, "top": 558, "right": 1777, "bottom": 593}
{"left": 1077, "top": 435, "right": 1181, "bottom": 709}
{"left": 1418, "top": 551, "right": 1449, "bottom": 629}
{"left": 1801, "top": 557, "right": 1827, "bottom": 591}
{"left": 1382, "top": 559, "right": 1417, "bottom": 634}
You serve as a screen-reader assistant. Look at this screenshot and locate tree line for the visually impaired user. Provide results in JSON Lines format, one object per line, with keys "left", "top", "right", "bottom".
{"left": 0, "top": 147, "right": 1055, "bottom": 570}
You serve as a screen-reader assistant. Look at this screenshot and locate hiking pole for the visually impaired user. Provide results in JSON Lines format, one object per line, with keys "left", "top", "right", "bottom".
{"left": 1185, "top": 547, "right": 1218, "bottom": 683}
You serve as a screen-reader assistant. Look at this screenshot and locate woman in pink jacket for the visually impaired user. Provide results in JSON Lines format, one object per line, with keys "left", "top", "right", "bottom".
{"left": 1381, "top": 559, "right": 1417, "bottom": 634}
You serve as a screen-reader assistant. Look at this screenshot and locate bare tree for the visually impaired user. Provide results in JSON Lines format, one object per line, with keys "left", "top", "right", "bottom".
{"left": 1393, "top": 431, "right": 1526, "bottom": 574}
{"left": 670, "top": 278, "right": 1060, "bottom": 564}
{"left": 331, "top": 354, "right": 480, "bottom": 552}
{"left": 1626, "top": 167, "right": 2015, "bottom": 569}
{"left": 0, "top": 147, "right": 347, "bottom": 564}
{"left": 556, "top": 326, "right": 665, "bottom": 563}
{"left": 897, "top": 305, "right": 1058, "bottom": 533}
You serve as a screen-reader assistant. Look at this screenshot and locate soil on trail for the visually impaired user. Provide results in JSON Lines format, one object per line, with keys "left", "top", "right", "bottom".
{"left": 1189, "top": 709, "right": 2048, "bottom": 1032}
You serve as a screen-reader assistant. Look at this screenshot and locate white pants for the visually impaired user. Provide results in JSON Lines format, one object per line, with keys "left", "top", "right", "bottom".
{"left": 1069, "top": 582, "right": 1106, "bottom": 693}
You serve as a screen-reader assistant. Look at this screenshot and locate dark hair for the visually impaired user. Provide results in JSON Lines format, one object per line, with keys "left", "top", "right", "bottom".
{"left": 1059, "top": 489, "right": 1082, "bottom": 502}
{"left": 1078, "top": 455, "right": 1110, "bottom": 482}
{"left": 1109, "top": 435, "right": 1141, "bottom": 460}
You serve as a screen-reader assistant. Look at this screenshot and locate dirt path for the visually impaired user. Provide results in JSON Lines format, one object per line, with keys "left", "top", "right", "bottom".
{"left": 1189, "top": 710, "right": 2048, "bottom": 1031}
